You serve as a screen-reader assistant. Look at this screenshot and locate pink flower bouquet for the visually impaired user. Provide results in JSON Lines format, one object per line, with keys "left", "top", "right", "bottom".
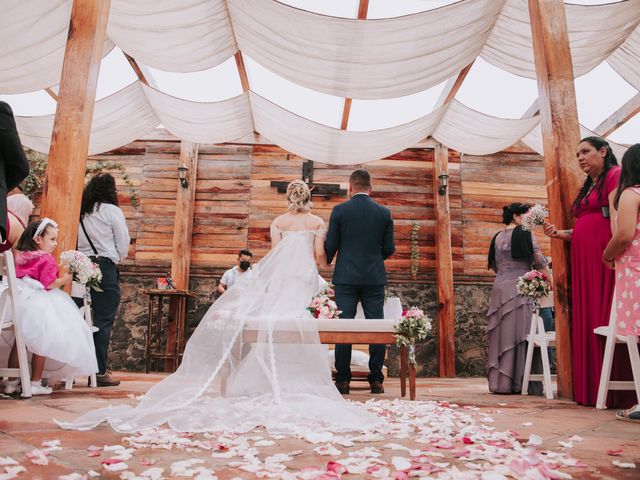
{"left": 394, "top": 307, "right": 432, "bottom": 366}
{"left": 308, "top": 283, "right": 341, "bottom": 319}
{"left": 516, "top": 270, "right": 550, "bottom": 306}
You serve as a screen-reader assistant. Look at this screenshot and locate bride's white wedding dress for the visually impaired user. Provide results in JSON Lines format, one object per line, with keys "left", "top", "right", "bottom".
{"left": 57, "top": 224, "right": 382, "bottom": 434}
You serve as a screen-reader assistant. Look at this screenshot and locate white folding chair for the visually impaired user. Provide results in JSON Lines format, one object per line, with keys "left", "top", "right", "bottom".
{"left": 65, "top": 285, "right": 98, "bottom": 390}
{"left": 522, "top": 308, "right": 556, "bottom": 400}
{"left": 594, "top": 291, "right": 640, "bottom": 409}
{"left": 0, "top": 251, "right": 32, "bottom": 398}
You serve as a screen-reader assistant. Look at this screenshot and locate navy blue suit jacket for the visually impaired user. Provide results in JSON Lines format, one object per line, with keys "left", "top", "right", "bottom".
{"left": 325, "top": 194, "right": 395, "bottom": 285}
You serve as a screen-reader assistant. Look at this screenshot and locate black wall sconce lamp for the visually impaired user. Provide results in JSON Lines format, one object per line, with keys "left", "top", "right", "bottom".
{"left": 438, "top": 172, "right": 450, "bottom": 196}
{"left": 178, "top": 164, "right": 189, "bottom": 188}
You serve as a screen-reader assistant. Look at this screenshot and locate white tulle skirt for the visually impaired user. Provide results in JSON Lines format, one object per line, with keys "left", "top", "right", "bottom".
{"left": 58, "top": 229, "right": 383, "bottom": 434}
{"left": 0, "top": 277, "right": 98, "bottom": 381}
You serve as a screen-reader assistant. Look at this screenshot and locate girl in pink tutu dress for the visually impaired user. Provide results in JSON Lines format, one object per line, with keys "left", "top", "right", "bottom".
{"left": 1, "top": 218, "right": 98, "bottom": 395}
{"left": 603, "top": 144, "right": 640, "bottom": 422}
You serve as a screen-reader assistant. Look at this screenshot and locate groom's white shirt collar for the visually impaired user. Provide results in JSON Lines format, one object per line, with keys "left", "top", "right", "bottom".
{"left": 352, "top": 192, "right": 369, "bottom": 197}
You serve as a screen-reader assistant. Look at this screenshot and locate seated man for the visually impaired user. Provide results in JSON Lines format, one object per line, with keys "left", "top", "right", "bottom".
{"left": 217, "top": 250, "right": 253, "bottom": 294}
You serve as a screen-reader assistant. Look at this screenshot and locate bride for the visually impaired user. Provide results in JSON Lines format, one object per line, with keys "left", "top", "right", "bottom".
{"left": 58, "top": 180, "right": 382, "bottom": 434}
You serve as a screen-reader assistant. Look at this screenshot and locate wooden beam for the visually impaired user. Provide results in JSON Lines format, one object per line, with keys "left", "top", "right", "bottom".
{"left": 433, "top": 144, "right": 455, "bottom": 377}
{"left": 123, "top": 52, "right": 150, "bottom": 86}
{"left": 594, "top": 93, "right": 640, "bottom": 138}
{"left": 235, "top": 51, "right": 250, "bottom": 92}
{"left": 45, "top": 88, "right": 58, "bottom": 102}
{"left": 339, "top": 0, "right": 369, "bottom": 130}
{"left": 40, "top": 0, "right": 111, "bottom": 256}
{"left": 166, "top": 140, "right": 198, "bottom": 371}
{"left": 340, "top": 98, "right": 352, "bottom": 130}
{"left": 434, "top": 62, "right": 475, "bottom": 109}
{"left": 529, "top": 0, "right": 584, "bottom": 400}
{"left": 522, "top": 98, "right": 539, "bottom": 118}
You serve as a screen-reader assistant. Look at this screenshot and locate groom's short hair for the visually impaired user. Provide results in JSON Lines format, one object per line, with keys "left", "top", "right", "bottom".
{"left": 349, "top": 169, "right": 371, "bottom": 190}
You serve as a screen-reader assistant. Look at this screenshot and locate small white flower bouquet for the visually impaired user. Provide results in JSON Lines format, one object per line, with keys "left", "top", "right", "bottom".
{"left": 516, "top": 270, "right": 551, "bottom": 308}
{"left": 521, "top": 204, "right": 549, "bottom": 231}
{"left": 394, "top": 307, "right": 432, "bottom": 366}
{"left": 308, "top": 283, "right": 341, "bottom": 319}
{"left": 60, "top": 250, "right": 103, "bottom": 292}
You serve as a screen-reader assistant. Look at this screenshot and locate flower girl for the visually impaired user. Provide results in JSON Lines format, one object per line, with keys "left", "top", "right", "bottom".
{"left": 0, "top": 218, "right": 98, "bottom": 395}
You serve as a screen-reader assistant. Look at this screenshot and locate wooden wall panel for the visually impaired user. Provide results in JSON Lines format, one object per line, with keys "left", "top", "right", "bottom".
{"left": 87, "top": 140, "right": 547, "bottom": 282}
{"left": 461, "top": 152, "right": 551, "bottom": 276}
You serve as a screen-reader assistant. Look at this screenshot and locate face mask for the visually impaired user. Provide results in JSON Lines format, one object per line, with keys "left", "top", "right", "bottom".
{"left": 239, "top": 261, "right": 251, "bottom": 271}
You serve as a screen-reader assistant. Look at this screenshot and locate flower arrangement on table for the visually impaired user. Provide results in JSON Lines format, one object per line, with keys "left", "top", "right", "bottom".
{"left": 521, "top": 204, "right": 549, "bottom": 231}
{"left": 60, "top": 250, "right": 103, "bottom": 292}
{"left": 516, "top": 270, "right": 551, "bottom": 310}
{"left": 394, "top": 307, "right": 432, "bottom": 366}
{"left": 308, "top": 282, "right": 341, "bottom": 319}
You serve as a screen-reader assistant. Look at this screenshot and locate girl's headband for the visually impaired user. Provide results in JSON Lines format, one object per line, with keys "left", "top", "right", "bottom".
{"left": 33, "top": 217, "right": 58, "bottom": 239}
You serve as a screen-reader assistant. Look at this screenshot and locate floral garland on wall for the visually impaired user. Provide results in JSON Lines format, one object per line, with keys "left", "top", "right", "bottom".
{"left": 410, "top": 222, "right": 421, "bottom": 278}
{"left": 86, "top": 161, "right": 140, "bottom": 208}
{"left": 20, "top": 150, "right": 139, "bottom": 208}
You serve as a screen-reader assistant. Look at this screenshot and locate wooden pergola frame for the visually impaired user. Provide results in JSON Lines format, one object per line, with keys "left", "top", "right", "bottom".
{"left": 40, "top": 0, "right": 640, "bottom": 397}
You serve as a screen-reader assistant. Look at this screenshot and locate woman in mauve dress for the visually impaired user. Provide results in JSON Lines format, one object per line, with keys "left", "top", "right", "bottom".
{"left": 487, "top": 203, "right": 550, "bottom": 394}
{"left": 544, "top": 136, "right": 634, "bottom": 408}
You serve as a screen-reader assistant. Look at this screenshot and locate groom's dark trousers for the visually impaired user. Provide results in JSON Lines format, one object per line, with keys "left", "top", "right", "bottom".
{"left": 325, "top": 193, "right": 395, "bottom": 385}
{"left": 334, "top": 284, "right": 386, "bottom": 383}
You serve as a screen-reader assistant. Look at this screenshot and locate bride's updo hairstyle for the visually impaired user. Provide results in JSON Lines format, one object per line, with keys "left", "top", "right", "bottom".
{"left": 286, "top": 180, "right": 312, "bottom": 213}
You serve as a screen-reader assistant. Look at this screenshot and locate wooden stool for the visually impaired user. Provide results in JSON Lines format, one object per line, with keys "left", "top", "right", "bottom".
{"left": 142, "top": 289, "right": 196, "bottom": 373}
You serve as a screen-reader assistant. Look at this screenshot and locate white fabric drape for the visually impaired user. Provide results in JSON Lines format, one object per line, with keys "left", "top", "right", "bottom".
{"left": 229, "top": 0, "right": 504, "bottom": 100}
{"left": 251, "top": 94, "right": 543, "bottom": 164}
{"left": 108, "top": 0, "right": 236, "bottom": 73}
{"left": 0, "top": 1, "right": 112, "bottom": 94}
{"left": 608, "top": 26, "right": 640, "bottom": 91}
{"left": 250, "top": 92, "right": 445, "bottom": 164}
{"left": 16, "top": 82, "right": 158, "bottom": 155}
{"left": 142, "top": 86, "right": 254, "bottom": 144}
{"left": 433, "top": 102, "right": 540, "bottom": 156}
{"left": 522, "top": 124, "right": 628, "bottom": 160}
{"left": 482, "top": 0, "right": 640, "bottom": 79}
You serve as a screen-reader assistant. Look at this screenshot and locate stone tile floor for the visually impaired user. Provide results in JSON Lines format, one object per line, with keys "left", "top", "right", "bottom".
{"left": 0, "top": 373, "right": 638, "bottom": 479}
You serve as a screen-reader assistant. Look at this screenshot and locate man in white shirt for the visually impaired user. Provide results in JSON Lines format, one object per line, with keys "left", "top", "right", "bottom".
{"left": 217, "top": 250, "right": 253, "bottom": 294}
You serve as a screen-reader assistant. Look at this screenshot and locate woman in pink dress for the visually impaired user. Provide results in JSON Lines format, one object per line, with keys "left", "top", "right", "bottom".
{"left": 544, "top": 137, "right": 632, "bottom": 407}
{"left": 603, "top": 143, "right": 640, "bottom": 422}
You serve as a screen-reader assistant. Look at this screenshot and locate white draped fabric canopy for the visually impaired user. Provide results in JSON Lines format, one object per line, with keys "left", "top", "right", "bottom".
{"left": 2, "top": 0, "right": 639, "bottom": 162}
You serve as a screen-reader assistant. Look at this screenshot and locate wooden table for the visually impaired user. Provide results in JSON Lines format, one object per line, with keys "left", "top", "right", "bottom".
{"left": 242, "top": 319, "right": 417, "bottom": 400}
{"left": 141, "top": 289, "right": 197, "bottom": 373}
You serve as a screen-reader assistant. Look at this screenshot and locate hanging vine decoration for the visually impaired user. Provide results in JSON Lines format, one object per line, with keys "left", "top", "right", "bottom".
{"left": 410, "top": 222, "right": 421, "bottom": 278}
{"left": 20, "top": 149, "right": 47, "bottom": 200}
{"left": 20, "top": 152, "right": 140, "bottom": 209}
{"left": 85, "top": 161, "right": 140, "bottom": 208}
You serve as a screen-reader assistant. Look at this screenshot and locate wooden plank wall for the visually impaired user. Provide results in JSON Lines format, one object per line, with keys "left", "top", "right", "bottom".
{"left": 87, "top": 140, "right": 549, "bottom": 281}
{"left": 461, "top": 146, "right": 551, "bottom": 277}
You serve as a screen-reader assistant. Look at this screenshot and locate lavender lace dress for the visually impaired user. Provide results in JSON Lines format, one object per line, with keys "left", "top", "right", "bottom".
{"left": 487, "top": 229, "right": 547, "bottom": 394}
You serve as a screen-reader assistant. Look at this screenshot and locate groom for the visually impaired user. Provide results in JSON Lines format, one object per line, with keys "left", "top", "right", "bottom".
{"left": 325, "top": 169, "right": 395, "bottom": 395}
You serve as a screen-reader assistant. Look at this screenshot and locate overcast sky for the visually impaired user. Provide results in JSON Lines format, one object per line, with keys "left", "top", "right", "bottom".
{"left": 2, "top": 0, "right": 638, "bottom": 145}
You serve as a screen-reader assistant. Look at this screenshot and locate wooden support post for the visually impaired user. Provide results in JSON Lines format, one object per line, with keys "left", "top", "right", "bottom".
{"left": 529, "top": 0, "right": 584, "bottom": 399}
{"left": 434, "top": 144, "right": 455, "bottom": 377}
{"left": 165, "top": 141, "right": 198, "bottom": 371}
{"left": 171, "top": 141, "right": 199, "bottom": 290}
{"left": 40, "top": 0, "right": 111, "bottom": 254}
